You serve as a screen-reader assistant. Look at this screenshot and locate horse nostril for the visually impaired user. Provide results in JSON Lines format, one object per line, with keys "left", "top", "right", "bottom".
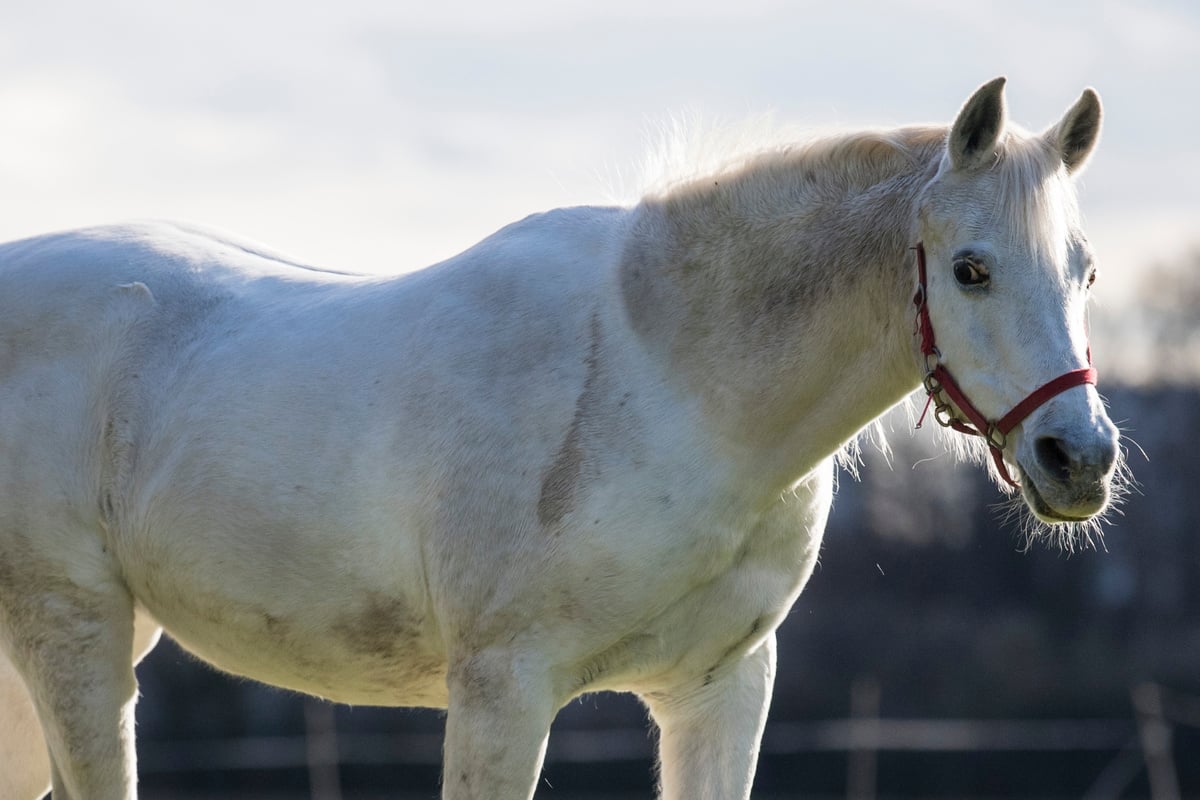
{"left": 1035, "top": 436, "right": 1073, "bottom": 482}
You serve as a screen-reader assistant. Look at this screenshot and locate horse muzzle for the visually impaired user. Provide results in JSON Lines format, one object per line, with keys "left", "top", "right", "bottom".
{"left": 1015, "top": 416, "right": 1120, "bottom": 523}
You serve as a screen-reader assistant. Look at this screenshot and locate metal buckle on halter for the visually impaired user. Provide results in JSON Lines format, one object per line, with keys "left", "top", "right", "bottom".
{"left": 920, "top": 362, "right": 959, "bottom": 431}
{"left": 921, "top": 375, "right": 959, "bottom": 431}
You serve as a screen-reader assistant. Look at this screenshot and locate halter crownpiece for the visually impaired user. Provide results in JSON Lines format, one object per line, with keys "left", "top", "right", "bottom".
{"left": 910, "top": 242, "right": 1098, "bottom": 488}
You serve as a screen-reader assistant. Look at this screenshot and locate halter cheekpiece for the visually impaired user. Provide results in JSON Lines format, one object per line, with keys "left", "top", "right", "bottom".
{"left": 911, "top": 242, "right": 1097, "bottom": 488}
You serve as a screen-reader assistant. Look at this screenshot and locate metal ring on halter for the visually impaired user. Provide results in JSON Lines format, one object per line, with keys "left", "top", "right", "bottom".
{"left": 933, "top": 402, "right": 956, "bottom": 428}
{"left": 922, "top": 371, "right": 942, "bottom": 396}
{"left": 985, "top": 424, "right": 1007, "bottom": 450}
{"left": 923, "top": 348, "right": 941, "bottom": 374}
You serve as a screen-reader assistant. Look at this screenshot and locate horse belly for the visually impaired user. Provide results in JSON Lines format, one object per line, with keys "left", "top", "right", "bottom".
{"left": 155, "top": 606, "right": 449, "bottom": 707}
{"left": 129, "top": 563, "right": 450, "bottom": 706}
{"left": 118, "top": 476, "right": 450, "bottom": 706}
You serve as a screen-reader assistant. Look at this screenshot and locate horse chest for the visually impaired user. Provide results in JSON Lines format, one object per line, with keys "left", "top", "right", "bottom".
{"left": 567, "top": 464, "right": 833, "bottom": 695}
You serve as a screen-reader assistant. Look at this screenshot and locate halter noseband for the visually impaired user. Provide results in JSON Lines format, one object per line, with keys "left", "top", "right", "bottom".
{"left": 911, "top": 242, "right": 1097, "bottom": 488}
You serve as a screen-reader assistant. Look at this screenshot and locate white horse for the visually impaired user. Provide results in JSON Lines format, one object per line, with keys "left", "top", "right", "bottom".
{"left": 0, "top": 77, "right": 1119, "bottom": 799}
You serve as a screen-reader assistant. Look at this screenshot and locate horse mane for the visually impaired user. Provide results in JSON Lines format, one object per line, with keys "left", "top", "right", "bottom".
{"left": 637, "top": 120, "right": 948, "bottom": 203}
{"left": 638, "top": 118, "right": 1079, "bottom": 263}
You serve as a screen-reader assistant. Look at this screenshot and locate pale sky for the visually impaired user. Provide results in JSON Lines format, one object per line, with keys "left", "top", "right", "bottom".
{"left": 1, "top": 0, "right": 1197, "bottom": 303}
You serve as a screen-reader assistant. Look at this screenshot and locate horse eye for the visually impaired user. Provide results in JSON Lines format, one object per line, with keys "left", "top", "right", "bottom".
{"left": 1087, "top": 269, "right": 1097, "bottom": 289}
{"left": 953, "top": 257, "right": 988, "bottom": 287}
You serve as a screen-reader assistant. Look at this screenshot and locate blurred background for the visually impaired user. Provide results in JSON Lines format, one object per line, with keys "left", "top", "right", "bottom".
{"left": 2, "top": 1, "right": 1198, "bottom": 797}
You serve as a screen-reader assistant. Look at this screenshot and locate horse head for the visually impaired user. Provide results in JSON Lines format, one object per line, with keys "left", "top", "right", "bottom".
{"left": 914, "top": 77, "right": 1120, "bottom": 530}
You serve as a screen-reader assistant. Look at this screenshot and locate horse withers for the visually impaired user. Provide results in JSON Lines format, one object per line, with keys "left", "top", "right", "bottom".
{"left": 0, "top": 78, "right": 1120, "bottom": 799}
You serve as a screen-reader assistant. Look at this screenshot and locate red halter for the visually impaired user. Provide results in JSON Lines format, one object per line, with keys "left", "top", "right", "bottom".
{"left": 911, "top": 242, "right": 1097, "bottom": 488}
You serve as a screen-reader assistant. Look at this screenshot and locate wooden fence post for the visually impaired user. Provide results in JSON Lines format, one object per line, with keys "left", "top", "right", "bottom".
{"left": 1132, "top": 683, "right": 1180, "bottom": 800}
{"left": 847, "top": 676, "right": 881, "bottom": 800}
{"left": 304, "top": 697, "right": 344, "bottom": 800}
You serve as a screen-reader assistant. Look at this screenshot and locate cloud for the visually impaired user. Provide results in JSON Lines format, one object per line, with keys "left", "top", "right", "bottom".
{"left": 0, "top": 0, "right": 1194, "bottom": 277}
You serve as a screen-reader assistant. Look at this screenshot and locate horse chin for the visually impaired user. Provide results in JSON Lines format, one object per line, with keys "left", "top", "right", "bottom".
{"left": 1015, "top": 463, "right": 1108, "bottom": 524}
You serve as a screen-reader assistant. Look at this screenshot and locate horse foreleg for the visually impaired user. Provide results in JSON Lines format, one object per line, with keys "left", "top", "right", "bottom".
{"left": 0, "top": 644, "right": 52, "bottom": 799}
{"left": 442, "top": 649, "right": 557, "bottom": 800}
{"left": 644, "top": 635, "right": 777, "bottom": 800}
{"left": 0, "top": 602, "right": 160, "bottom": 800}
{"left": 2, "top": 559, "right": 143, "bottom": 800}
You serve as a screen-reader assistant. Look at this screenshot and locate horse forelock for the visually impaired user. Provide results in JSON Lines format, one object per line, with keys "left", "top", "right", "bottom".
{"left": 936, "top": 125, "right": 1082, "bottom": 266}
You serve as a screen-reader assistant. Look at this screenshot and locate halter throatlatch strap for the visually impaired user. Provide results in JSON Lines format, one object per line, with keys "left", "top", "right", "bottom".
{"left": 911, "top": 242, "right": 1097, "bottom": 488}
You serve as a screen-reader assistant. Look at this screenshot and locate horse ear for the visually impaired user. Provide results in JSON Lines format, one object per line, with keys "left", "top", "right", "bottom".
{"left": 948, "top": 76, "right": 1008, "bottom": 172}
{"left": 1047, "top": 88, "right": 1102, "bottom": 175}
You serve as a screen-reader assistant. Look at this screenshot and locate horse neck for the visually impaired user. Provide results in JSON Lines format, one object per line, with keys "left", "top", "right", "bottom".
{"left": 619, "top": 133, "right": 942, "bottom": 490}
